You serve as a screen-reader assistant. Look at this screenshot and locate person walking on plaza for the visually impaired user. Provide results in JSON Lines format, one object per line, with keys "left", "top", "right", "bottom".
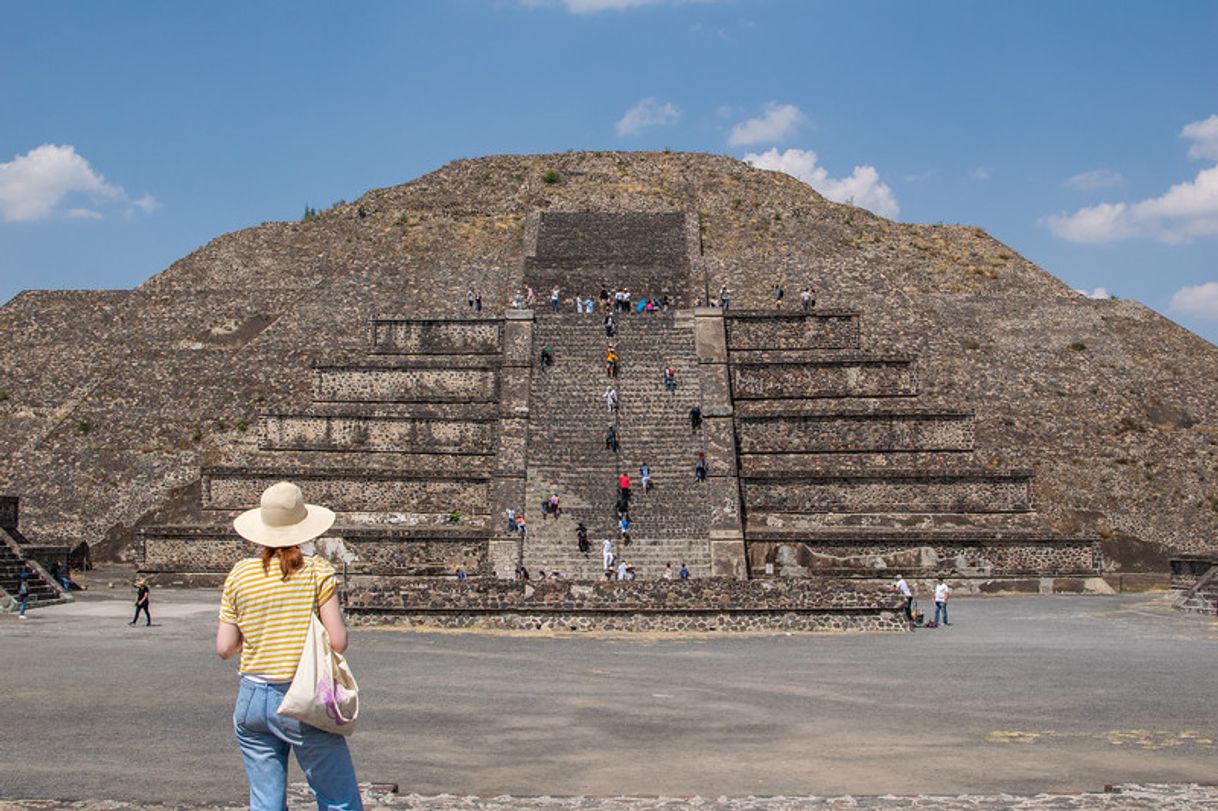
{"left": 894, "top": 574, "right": 913, "bottom": 622}
{"left": 216, "top": 481, "right": 363, "bottom": 811}
{"left": 689, "top": 405, "right": 702, "bottom": 432}
{"left": 934, "top": 578, "right": 952, "bottom": 626}
{"left": 130, "top": 578, "right": 151, "bottom": 626}
{"left": 602, "top": 538, "right": 614, "bottom": 571}
{"left": 16, "top": 571, "right": 29, "bottom": 619}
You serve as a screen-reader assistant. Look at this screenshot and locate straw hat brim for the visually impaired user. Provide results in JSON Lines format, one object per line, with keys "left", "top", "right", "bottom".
{"left": 233, "top": 503, "right": 336, "bottom": 548}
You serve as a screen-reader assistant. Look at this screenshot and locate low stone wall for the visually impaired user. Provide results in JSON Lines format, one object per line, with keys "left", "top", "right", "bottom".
{"left": 345, "top": 577, "right": 907, "bottom": 632}
{"left": 260, "top": 413, "right": 495, "bottom": 454}
{"left": 202, "top": 468, "right": 489, "bottom": 513}
{"left": 314, "top": 366, "right": 498, "bottom": 403}
{"left": 745, "top": 537, "right": 1100, "bottom": 578}
{"left": 370, "top": 318, "right": 502, "bottom": 355}
{"left": 730, "top": 358, "right": 916, "bottom": 399}
{"left": 139, "top": 526, "right": 490, "bottom": 577}
{"left": 725, "top": 311, "right": 859, "bottom": 350}
{"left": 1169, "top": 554, "right": 1218, "bottom": 588}
{"left": 741, "top": 471, "right": 1033, "bottom": 514}
{"left": 737, "top": 412, "right": 974, "bottom": 453}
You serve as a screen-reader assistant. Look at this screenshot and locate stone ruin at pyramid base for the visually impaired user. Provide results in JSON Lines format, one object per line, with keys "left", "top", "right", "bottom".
{"left": 4, "top": 152, "right": 1216, "bottom": 629}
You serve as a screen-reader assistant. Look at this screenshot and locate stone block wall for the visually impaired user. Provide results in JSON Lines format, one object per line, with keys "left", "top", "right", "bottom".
{"left": 725, "top": 311, "right": 859, "bottom": 350}
{"left": 260, "top": 414, "right": 495, "bottom": 454}
{"left": 737, "top": 412, "right": 974, "bottom": 454}
{"left": 202, "top": 468, "right": 489, "bottom": 514}
{"left": 314, "top": 366, "right": 498, "bottom": 403}
{"left": 344, "top": 576, "right": 907, "bottom": 632}
{"left": 742, "top": 471, "right": 1033, "bottom": 514}
{"left": 371, "top": 319, "right": 502, "bottom": 355}
{"left": 746, "top": 537, "right": 1099, "bottom": 577}
{"left": 731, "top": 358, "right": 917, "bottom": 399}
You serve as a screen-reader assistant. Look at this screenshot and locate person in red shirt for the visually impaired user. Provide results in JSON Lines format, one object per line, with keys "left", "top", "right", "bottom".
{"left": 618, "top": 473, "right": 631, "bottom": 499}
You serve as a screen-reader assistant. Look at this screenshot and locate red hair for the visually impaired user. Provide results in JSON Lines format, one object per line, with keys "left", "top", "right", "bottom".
{"left": 259, "top": 545, "right": 305, "bottom": 581}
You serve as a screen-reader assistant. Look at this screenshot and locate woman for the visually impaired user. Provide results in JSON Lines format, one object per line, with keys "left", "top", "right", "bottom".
{"left": 130, "top": 578, "right": 151, "bottom": 626}
{"left": 216, "top": 481, "right": 362, "bottom": 811}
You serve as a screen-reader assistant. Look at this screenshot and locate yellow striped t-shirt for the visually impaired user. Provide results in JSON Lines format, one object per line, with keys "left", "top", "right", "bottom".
{"left": 219, "top": 556, "right": 337, "bottom": 682}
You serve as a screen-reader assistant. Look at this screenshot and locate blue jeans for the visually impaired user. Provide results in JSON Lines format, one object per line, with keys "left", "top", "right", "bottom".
{"left": 18, "top": 596, "right": 28, "bottom": 616}
{"left": 934, "top": 601, "right": 949, "bottom": 625}
{"left": 233, "top": 677, "right": 363, "bottom": 811}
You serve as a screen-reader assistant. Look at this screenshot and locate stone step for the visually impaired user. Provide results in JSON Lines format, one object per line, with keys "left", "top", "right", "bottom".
{"left": 736, "top": 411, "right": 974, "bottom": 454}
{"left": 724, "top": 309, "right": 861, "bottom": 351}
{"left": 209, "top": 449, "right": 493, "bottom": 476}
{"left": 745, "top": 511, "right": 1048, "bottom": 532}
{"left": 260, "top": 413, "right": 495, "bottom": 454}
{"left": 201, "top": 467, "right": 490, "bottom": 515}
{"left": 314, "top": 366, "right": 498, "bottom": 403}
{"left": 741, "top": 469, "right": 1034, "bottom": 514}
{"left": 730, "top": 355, "right": 917, "bottom": 400}
{"left": 369, "top": 317, "right": 503, "bottom": 355}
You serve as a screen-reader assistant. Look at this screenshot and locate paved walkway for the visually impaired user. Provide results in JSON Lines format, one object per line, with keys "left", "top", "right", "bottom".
{"left": 2, "top": 584, "right": 1217, "bottom": 804}
{"left": 4, "top": 783, "right": 1218, "bottom": 810}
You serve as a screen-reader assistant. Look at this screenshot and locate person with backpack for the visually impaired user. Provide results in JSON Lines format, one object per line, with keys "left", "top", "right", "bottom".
{"left": 16, "top": 572, "right": 29, "bottom": 619}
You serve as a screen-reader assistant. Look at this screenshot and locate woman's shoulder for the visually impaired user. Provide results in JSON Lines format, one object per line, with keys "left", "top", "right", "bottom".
{"left": 307, "top": 555, "right": 337, "bottom": 578}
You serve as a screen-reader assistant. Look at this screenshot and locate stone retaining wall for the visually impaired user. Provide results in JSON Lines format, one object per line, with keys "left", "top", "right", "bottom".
{"left": 260, "top": 414, "right": 495, "bottom": 454}
{"left": 746, "top": 538, "right": 1099, "bottom": 577}
{"left": 202, "top": 468, "right": 489, "bottom": 513}
{"left": 314, "top": 367, "right": 498, "bottom": 403}
{"left": 731, "top": 359, "right": 916, "bottom": 399}
{"left": 742, "top": 471, "right": 1032, "bottom": 513}
{"left": 737, "top": 413, "right": 974, "bottom": 453}
{"left": 725, "top": 311, "right": 859, "bottom": 350}
{"left": 371, "top": 318, "right": 502, "bottom": 355}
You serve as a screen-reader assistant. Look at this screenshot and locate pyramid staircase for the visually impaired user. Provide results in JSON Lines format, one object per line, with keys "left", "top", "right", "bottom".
{"left": 0, "top": 498, "right": 71, "bottom": 611}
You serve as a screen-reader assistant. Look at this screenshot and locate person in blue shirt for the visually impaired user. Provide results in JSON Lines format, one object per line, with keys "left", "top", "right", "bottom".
{"left": 678, "top": 563, "right": 690, "bottom": 581}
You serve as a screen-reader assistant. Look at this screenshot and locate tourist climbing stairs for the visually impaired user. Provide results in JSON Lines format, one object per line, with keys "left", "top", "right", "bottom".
{"left": 0, "top": 532, "right": 65, "bottom": 610}
{"left": 522, "top": 310, "right": 712, "bottom": 579}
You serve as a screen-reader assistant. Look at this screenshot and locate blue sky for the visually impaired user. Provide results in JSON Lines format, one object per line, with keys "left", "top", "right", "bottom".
{"left": 2, "top": 1, "right": 1217, "bottom": 340}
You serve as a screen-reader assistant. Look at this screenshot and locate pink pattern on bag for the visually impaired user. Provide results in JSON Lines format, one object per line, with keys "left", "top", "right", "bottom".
{"left": 316, "top": 671, "right": 349, "bottom": 726}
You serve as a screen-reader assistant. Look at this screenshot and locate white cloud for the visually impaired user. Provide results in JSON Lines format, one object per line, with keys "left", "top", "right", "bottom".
{"left": 971, "top": 166, "right": 991, "bottom": 181}
{"left": 904, "top": 169, "right": 937, "bottom": 183}
{"left": 1182, "top": 114, "right": 1218, "bottom": 161}
{"left": 1044, "top": 114, "right": 1218, "bottom": 244}
{"left": 615, "top": 97, "right": 680, "bottom": 136}
{"left": 1064, "top": 169, "right": 1124, "bottom": 191}
{"left": 1170, "top": 282, "right": 1218, "bottom": 319}
{"left": 0, "top": 144, "right": 156, "bottom": 223}
{"left": 1075, "top": 287, "right": 1110, "bottom": 299}
{"left": 743, "top": 147, "right": 899, "bottom": 219}
{"left": 728, "top": 103, "right": 806, "bottom": 147}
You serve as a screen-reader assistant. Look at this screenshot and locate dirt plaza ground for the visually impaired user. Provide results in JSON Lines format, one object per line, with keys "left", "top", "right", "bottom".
{"left": 1, "top": 581, "right": 1216, "bottom": 805}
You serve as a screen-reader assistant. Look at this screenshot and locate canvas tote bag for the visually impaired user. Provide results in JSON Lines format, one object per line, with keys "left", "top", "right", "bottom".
{"left": 278, "top": 561, "right": 360, "bottom": 736}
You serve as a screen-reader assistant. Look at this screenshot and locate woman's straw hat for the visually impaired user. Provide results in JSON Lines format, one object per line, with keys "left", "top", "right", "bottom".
{"left": 233, "top": 481, "right": 335, "bottom": 548}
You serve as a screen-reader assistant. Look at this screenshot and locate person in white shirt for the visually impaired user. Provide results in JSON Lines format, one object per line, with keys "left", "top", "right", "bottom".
{"left": 894, "top": 575, "right": 913, "bottom": 621}
{"left": 602, "top": 538, "right": 614, "bottom": 571}
{"left": 933, "top": 578, "right": 952, "bottom": 626}
{"left": 616, "top": 560, "right": 628, "bottom": 581}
